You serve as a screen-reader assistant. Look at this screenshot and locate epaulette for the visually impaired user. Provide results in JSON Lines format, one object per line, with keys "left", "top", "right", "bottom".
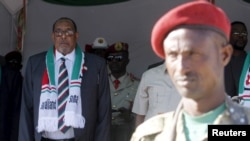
{"left": 131, "top": 114, "right": 166, "bottom": 141}
{"left": 129, "top": 73, "right": 140, "bottom": 81}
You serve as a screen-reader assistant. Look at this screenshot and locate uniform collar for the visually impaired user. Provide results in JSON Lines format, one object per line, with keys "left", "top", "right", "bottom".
{"left": 109, "top": 72, "right": 127, "bottom": 82}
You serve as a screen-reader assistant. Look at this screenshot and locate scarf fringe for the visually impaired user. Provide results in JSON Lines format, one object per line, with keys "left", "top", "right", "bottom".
{"left": 65, "top": 112, "right": 85, "bottom": 128}
{"left": 37, "top": 118, "right": 58, "bottom": 132}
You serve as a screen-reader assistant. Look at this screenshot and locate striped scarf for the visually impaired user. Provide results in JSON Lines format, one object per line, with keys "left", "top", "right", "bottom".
{"left": 37, "top": 45, "right": 87, "bottom": 132}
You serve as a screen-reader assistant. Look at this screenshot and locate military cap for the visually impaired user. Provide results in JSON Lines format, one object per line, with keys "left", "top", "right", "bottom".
{"left": 151, "top": 0, "right": 231, "bottom": 59}
{"left": 85, "top": 37, "right": 108, "bottom": 52}
{"left": 93, "top": 37, "right": 108, "bottom": 49}
{"left": 107, "top": 42, "right": 129, "bottom": 53}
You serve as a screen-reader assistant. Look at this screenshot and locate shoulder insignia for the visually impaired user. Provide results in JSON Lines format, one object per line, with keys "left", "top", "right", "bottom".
{"left": 129, "top": 73, "right": 140, "bottom": 81}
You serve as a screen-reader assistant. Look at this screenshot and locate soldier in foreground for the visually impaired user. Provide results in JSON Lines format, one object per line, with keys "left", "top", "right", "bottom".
{"left": 131, "top": 1, "right": 250, "bottom": 141}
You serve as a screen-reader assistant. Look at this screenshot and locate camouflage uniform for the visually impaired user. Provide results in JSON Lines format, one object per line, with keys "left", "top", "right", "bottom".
{"left": 131, "top": 97, "right": 250, "bottom": 141}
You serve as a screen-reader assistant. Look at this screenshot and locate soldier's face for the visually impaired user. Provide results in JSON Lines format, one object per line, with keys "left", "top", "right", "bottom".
{"left": 163, "top": 28, "right": 232, "bottom": 100}
{"left": 107, "top": 52, "right": 129, "bottom": 74}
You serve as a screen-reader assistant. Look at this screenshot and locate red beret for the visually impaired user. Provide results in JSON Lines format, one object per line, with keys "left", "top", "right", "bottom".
{"left": 107, "top": 42, "right": 129, "bottom": 53}
{"left": 151, "top": 0, "right": 231, "bottom": 59}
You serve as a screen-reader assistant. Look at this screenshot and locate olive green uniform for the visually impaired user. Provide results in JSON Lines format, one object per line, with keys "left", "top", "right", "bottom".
{"left": 109, "top": 72, "right": 140, "bottom": 141}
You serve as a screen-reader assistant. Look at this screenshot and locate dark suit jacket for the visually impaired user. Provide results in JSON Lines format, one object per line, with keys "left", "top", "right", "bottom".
{"left": 18, "top": 51, "right": 111, "bottom": 141}
{"left": 224, "top": 53, "right": 247, "bottom": 97}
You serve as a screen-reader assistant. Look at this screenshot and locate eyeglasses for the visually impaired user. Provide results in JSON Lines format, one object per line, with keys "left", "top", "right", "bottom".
{"left": 54, "top": 30, "right": 75, "bottom": 37}
{"left": 232, "top": 32, "right": 248, "bottom": 37}
{"left": 8, "top": 59, "right": 19, "bottom": 64}
{"left": 107, "top": 55, "right": 124, "bottom": 62}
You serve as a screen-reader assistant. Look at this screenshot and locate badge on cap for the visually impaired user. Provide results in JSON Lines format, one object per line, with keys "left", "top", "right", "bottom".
{"left": 107, "top": 42, "right": 129, "bottom": 53}
{"left": 98, "top": 38, "right": 104, "bottom": 43}
{"left": 93, "top": 37, "right": 108, "bottom": 49}
{"left": 114, "top": 42, "right": 123, "bottom": 51}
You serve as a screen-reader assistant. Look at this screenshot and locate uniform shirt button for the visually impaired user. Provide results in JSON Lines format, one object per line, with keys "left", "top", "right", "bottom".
{"left": 112, "top": 105, "right": 116, "bottom": 108}
{"left": 114, "top": 93, "right": 118, "bottom": 96}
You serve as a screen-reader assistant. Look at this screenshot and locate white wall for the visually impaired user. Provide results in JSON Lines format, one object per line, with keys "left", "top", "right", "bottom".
{"left": 0, "top": 2, "right": 17, "bottom": 56}
{"left": 1, "top": 0, "right": 250, "bottom": 78}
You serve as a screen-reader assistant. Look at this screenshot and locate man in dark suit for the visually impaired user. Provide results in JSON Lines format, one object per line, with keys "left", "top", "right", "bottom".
{"left": 0, "top": 51, "right": 23, "bottom": 141}
{"left": 19, "top": 17, "right": 111, "bottom": 141}
{"left": 224, "top": 21, "right": 248, "bottom": 98}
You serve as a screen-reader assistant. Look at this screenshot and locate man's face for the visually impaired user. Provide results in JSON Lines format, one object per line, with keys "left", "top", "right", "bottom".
{"left": 52, "top": 20, "right": 79, "bottom": 55}
{"left": 7, "top": 59, "right": 22, "bottom": 70}
{"left": 107, "top": 52, "right": 129, "bottom": 74}
{"left": 230, "top": 23, "right": 248, "bottom": 51}
{"left": 163, "top": 28, "right": 228, "bottom": 100}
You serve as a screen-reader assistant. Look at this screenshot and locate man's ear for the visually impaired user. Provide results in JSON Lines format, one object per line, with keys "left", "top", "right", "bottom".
{"left": 75, "top": 32, "right": 79, "bottom": 39}
{"left": 51, "top": 33, "right": 55, "bottom": 42}
{"left": 222, "top": 43, "right": 233, "bottom": 66}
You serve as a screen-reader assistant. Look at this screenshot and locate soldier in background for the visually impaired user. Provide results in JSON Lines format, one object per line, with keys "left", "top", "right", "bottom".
{"left": 132, "top": 62, "right": 181, "bottom": 128}
{"left": 85, "top": 37, "right": 109, "bottom": 58}
{"left": 131, "top": 1, "right": 250, "bottom": 141}
{"left": 106, "top": 42, "right": 140, "bottom": 141}
{"left": 147, "top": 60, "right": 164, "bottom": 70}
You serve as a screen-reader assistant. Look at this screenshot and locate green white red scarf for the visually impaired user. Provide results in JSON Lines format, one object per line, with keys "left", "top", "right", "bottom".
{"left": 239, "top": 51, "right": 250, "bottom": 107}
{"left": 37, "top": 45, "right": 87, "bottom": 132}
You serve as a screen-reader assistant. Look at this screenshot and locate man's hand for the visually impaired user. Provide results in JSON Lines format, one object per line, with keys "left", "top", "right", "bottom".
{"left": 118, "top": 107, "right": 133, "bottom": 121}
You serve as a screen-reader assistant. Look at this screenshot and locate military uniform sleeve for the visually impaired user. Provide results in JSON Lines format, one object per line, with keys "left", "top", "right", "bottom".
{"left": 132, "top": 72, "right": 149, "bottom": 115}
